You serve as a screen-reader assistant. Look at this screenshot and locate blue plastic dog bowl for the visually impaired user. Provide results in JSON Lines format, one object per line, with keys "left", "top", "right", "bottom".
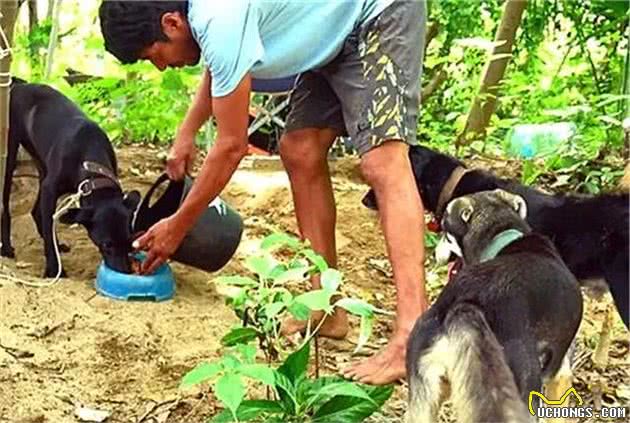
{"left": 95, "top": 256, "right": 175, "bottom": 302}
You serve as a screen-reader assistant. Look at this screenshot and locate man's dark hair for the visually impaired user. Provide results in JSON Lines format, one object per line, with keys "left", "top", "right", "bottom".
{"left": 99, "top": 1, "right": 188, "bottom": 64}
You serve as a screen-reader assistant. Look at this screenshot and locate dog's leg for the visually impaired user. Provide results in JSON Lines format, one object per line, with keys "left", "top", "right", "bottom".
{"left": 0, "top": 139, "right": 19, "bottom": 258}
{"left": 406, "top": 335, "right": 450, "bottom": 423}
{"left": 39, "top": 179, "right": 65, "bottom": 278}
{"left": 544, "top": 351, "right": 576, "bottom": 423}
{"left": 31, "top": 186, "right": 43, "bottom": 237}
{"left": 33, "top": 187, "right": 70, "bottom": 254}
{"left": 604, "top": 254, "right": 629, "bottom": 328}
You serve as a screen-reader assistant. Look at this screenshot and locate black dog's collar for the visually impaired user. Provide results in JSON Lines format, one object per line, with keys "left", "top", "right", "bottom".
{"left": 435, "top": 166, "right": 471, "bottom": 219}
{"left": 79, "top": 161, "right": 121, "bottom": 196}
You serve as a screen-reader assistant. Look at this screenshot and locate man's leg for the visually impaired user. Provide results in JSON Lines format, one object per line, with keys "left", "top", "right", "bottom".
{"left": 341, "top": 141, "right": 427, "bottom": 384}
{"left": 279, "top": 127, "right": 348, "bottom": 339}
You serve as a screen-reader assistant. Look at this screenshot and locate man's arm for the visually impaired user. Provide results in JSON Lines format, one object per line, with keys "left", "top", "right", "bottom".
{"left": 134, "top": 73, "right": 252, "bottom": 274}
{"left": 167, "top": 69, "right": 214, "bottom": 180}
{"left": 174, "top": 73, "right": 251, "bottom": 226}
{"left": 179, "top": 68, "right": 213, "bottom": 137}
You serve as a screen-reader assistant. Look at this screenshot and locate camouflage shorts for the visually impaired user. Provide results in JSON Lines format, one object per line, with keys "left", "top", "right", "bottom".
{"left": 284, "top": 0, "right": 427, "bottom": 155}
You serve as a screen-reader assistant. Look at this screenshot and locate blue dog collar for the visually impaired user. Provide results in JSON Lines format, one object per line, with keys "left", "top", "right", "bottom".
{"left": 480, "top": 229, "right": 525, "bottom": 262}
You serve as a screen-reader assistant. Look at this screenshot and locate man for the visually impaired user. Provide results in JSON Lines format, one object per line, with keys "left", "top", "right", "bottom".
{"left": 99, "top": 0, "right": 428, "bottom": 385}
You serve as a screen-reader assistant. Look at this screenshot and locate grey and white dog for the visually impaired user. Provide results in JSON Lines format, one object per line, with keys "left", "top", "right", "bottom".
{"left": 406, "top": 189, "right": 583, "bottom": 423}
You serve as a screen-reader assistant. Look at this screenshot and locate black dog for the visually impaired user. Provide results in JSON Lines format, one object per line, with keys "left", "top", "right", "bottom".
{"left": 406, "top": 189, "right": 583, "bottom": 423}
{"left": 363, "top": 145, "right": 629, "bottom": 327}
{"left": 2, "top": 79, "right": 140, "bottom": 277}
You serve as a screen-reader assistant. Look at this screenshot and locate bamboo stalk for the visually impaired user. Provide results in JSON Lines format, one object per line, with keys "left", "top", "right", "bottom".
{"left": 0, "top": 1, "right": 18, "bottom": 253}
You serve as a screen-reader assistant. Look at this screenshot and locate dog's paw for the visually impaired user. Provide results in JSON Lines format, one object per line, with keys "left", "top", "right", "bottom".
{"left": 0, "top": 245, "right": 15, "bottom": 258}
{"left": 43, "top": 267, "right": 66, "bottom": 279}
{"left": 59, "top": 243, "right": 71, "bottom": 253}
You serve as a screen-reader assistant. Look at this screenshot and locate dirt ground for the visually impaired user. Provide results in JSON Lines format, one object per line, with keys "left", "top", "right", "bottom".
{"left": 0, "top": 145, "right": 628, "bottom": 423}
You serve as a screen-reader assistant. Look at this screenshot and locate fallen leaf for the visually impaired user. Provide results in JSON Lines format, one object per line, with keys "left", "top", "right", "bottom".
{"left": 74, "top": 405, "right": 111, "bottom": 422}
{"left": 616, "top": 387, "right": 630, "bottom": 400}
{"left": 156, "top": 410, "right": 171, "bottom": 423}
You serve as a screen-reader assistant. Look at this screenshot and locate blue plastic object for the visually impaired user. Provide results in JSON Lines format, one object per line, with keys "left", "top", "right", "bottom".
{"left": 95, "top": 256, "right": 175, "bottom": 302}
{"left": 505, "top": 122, "right": 576, "bottom": 158}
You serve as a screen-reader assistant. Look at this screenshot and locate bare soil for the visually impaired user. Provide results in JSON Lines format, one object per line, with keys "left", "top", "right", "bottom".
{"left": 0, "top": 145, "right": 627, "bottom": 423}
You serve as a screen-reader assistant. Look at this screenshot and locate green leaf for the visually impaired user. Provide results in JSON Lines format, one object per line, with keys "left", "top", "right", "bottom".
{"left": 261, "top": 232, "right": 302, "bottom": 251}
{"left": 354, "top": 314, "right": 374, "bottom": 354}
{"left": 274, "top": 371, "right": 298, "bottom": 414}
{"left": 161, "top": 69, "right": 185, "bottom": 91}
{"left": 239, "top": 364, "right": 276, "bottom": 386}
{"left": 222, "top": 354, "right": 242, "bottom": 370}
{"left": 268, "top": 263, "right": 288, "bottom": 279}
{"left": 214, "top": 275, "right": 258, "bottom": 287}
{"left": 277, "top": 341, "right": 310, "bottom": 383}
{"left": 221, "top": 327, "right": 259, "bottom": 347}
{"left": 211, "top": 400, "right": 284, "bottom": 422}
{"left": 288, "top": 302, "right": 311, "bottom": 320}
{"left": 334, "top": 298, "right": 375, "bottom": 318}
{"left": 306, "top": 381, "right": 376, "bottom": 411}
{"left": 321, "top": 269, "right": 342, "bottom": 292}
{"left": 245, "top": 254, "right": 278, "bottom": 279}
{"left": 294, "top": 290, "right": 334, "bottom": 312}
{"left": 521, "top": 160, "right": 542, "bottom": 185}
{"left": 216, "top": 285, "right": 246, "bottom": 301}
{"left": 215, "top": 374, "right": 245, "bottom": 421}
{"left": 180, "top": 362, "right": 222, "bottom": 388}
{"left": 312, "top": 380, "right": 394, "bottom": 423}
{"left": 302, "top": 249, "right": 329, "bottom": 272}
{"left": 264, "top": 302, "right": 286, "bottom": 319}
{"left": 273, "top": 266, "right": 310, "bottom": 285}
{"left": 236, "top": 344, "right": 257, "bottom": 364}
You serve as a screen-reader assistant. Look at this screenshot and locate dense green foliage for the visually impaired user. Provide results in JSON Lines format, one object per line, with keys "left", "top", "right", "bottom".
{"left": 10, "top": 0, "right": 629, "bottom": 192}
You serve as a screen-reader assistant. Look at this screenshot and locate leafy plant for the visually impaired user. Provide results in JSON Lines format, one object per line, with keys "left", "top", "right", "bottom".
{"left": 181, "top": 232, "right": 392, "bottom": 422}
{"left": 183, "top": 341, "right": 393, "bottom": 423}
{"left": 216, "top": 233, "right": 386, "bottom": 361}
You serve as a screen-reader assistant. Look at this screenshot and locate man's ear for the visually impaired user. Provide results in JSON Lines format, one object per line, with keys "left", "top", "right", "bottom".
{"left": 123, "top": 190, "right": 141, "bottom": 211}
{"left": 361, "top": 189, "right": 378, "bottom": 210}
{"left": 59, "top": 207, "right": 94, "bottom": 226}
{"left": 161, "top": 11, "right": 186, "bottom": 38}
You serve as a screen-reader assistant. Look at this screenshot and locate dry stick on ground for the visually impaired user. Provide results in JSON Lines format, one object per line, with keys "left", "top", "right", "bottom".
{"left": 26, "top": 314, "right": 77, "bottom": 339}
{"left": 591, "top": 304, "right": 614, "bottom": 410}
{"left": 136, "top": 396, "right": 181, "bottom": 423}
{"left": 0, "top": 342, "right": 34, "bottom": 359}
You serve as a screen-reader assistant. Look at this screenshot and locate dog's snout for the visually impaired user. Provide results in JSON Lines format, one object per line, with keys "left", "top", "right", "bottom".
{"left": 105, "top": 254, "right": 132, "bottom": 274}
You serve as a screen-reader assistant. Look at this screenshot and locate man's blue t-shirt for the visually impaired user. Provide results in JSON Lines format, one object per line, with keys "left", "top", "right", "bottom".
{"left": 188, "top": 0, "right": 394, "bottom": 97}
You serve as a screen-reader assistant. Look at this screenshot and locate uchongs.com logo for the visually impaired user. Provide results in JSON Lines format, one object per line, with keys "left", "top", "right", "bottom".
{"left": 528, "top": 387, "right": 628, "bottom": 420}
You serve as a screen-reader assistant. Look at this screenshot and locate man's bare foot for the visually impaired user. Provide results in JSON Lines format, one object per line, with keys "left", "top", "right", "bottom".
{"left": 281, "top": 308, "right": 349, "bottom": 340}
{"left": 341, "top": 335, "right": 407, "bottom": 385}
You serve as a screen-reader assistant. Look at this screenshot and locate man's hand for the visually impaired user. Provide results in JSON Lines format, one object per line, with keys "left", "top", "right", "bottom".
{"left": 166, "top": 133, "right": 196, "bottom": 180}
{"left": 132, "top": 214, "right": 189, "bottom": 274}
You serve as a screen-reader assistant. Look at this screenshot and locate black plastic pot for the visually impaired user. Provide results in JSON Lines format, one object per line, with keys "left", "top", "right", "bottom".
{"left": 132, "top": 174, "right": 243, "bottom": 273}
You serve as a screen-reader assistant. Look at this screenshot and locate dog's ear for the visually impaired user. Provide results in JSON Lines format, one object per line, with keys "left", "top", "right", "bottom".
{"left": 59, "top": 207, "right": 94, "bottom": 226}
{"left": 123, "top": 190, "right": 141, "bottom": 210}
{"left": 494, "top": 189, "right": 527, "bottom": 219}
{"left": 361, "top": 189, "right": 378, "bottom": 210}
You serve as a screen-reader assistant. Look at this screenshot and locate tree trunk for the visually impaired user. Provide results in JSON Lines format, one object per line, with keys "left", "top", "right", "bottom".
{"left": 0, "top": 0, "right": 19, "bottom": 247}
{"left": 457, "top": 0, "right": 527, "bottom": 146}
{"left": 47, "top": 0, "right": 54, "bottom": 20}
{"left": 28, "top": 0, "right": 38, "bottom": 32}
{"left": 44, "top": 0, "right": 62, "bottom": 79}
{"left": 621, "top": 23, "right": 629, "bottom": 120}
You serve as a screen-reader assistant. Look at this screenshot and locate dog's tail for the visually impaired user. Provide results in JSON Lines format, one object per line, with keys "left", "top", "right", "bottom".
{"left": 407, "top": 302, "right": 532, "bottom": 423}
